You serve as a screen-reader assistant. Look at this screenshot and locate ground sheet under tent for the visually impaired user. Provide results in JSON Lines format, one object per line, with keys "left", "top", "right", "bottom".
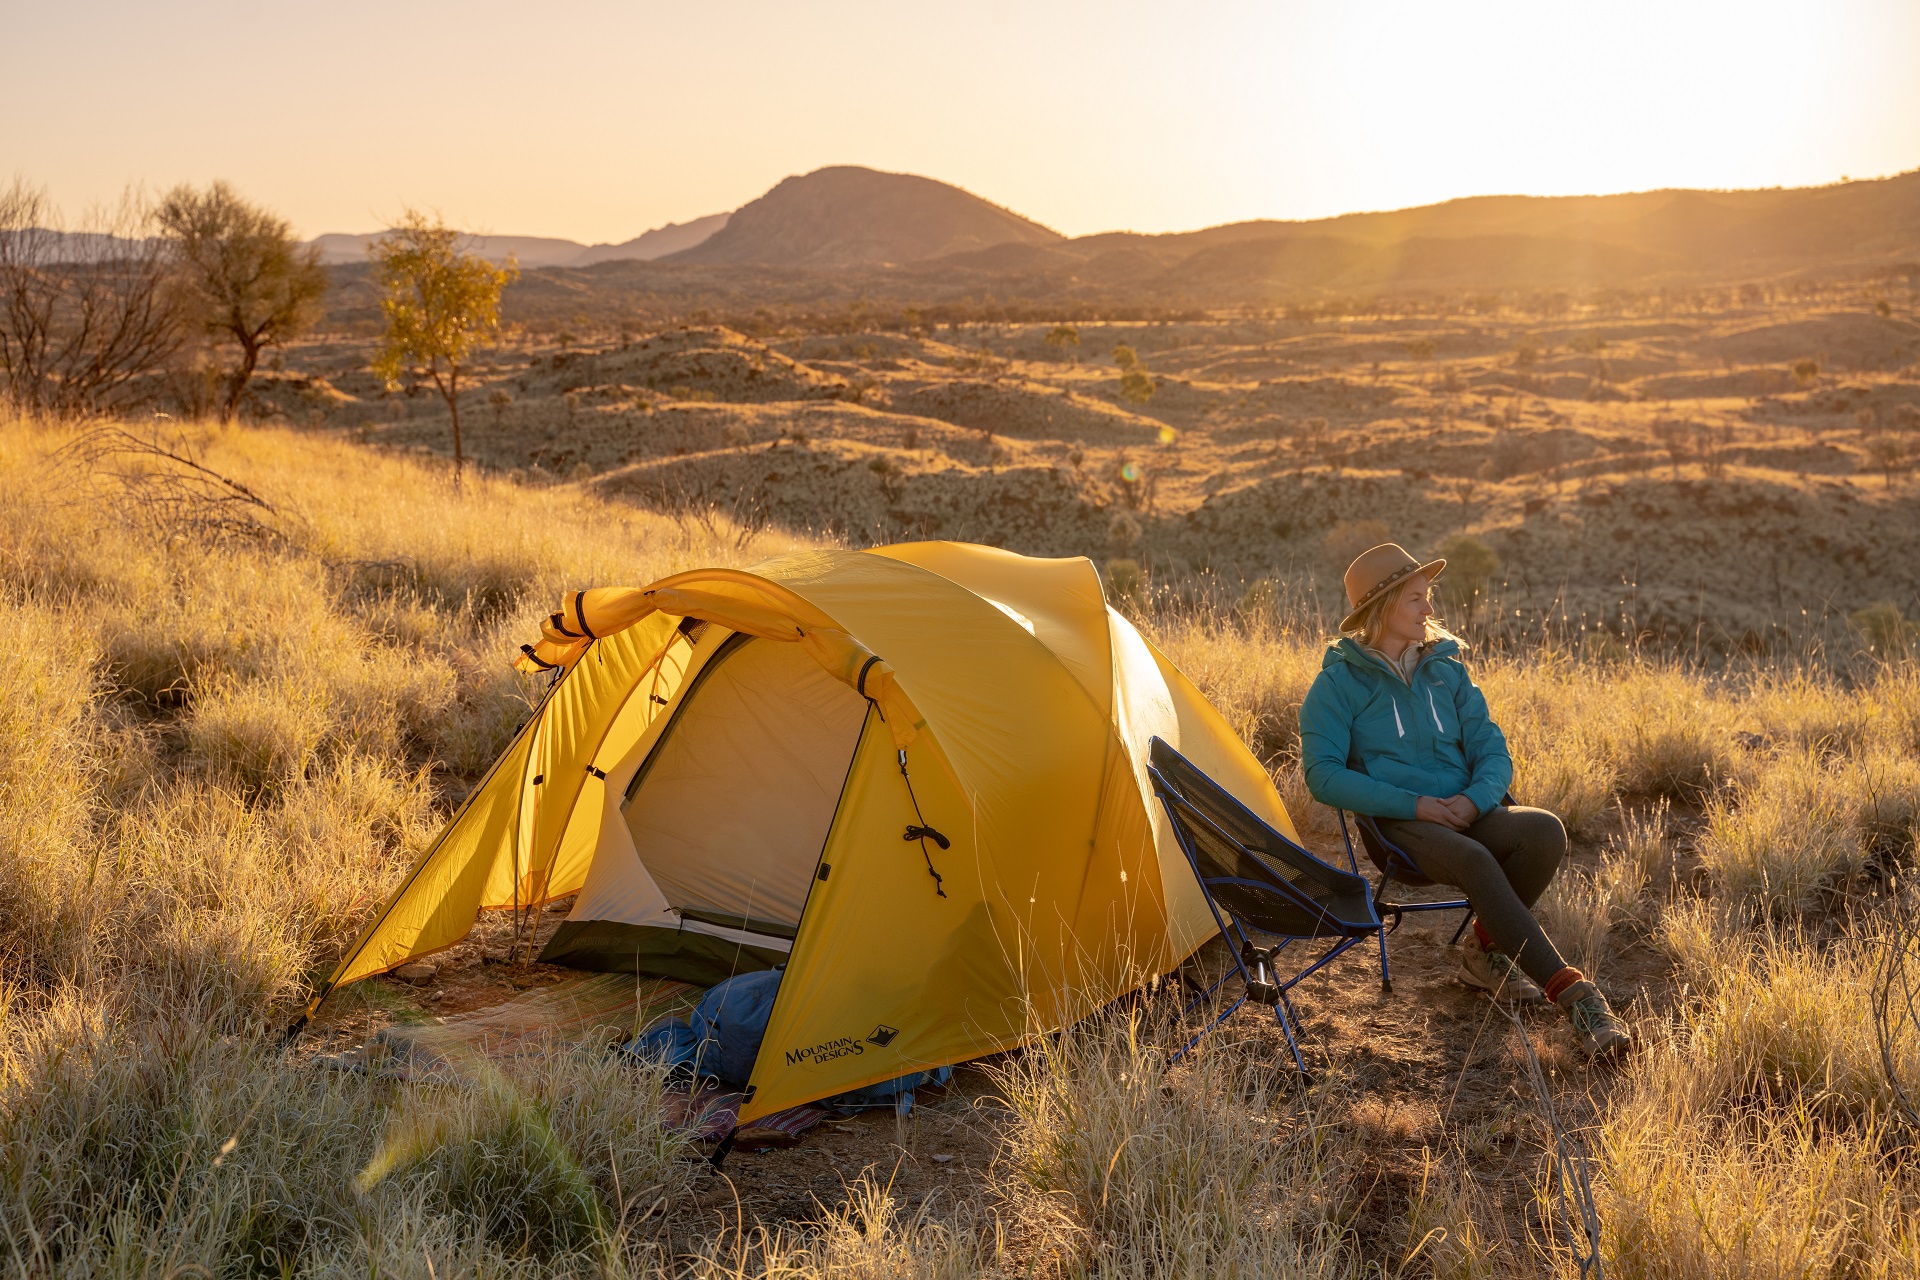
{"left": 315, "top": 970, "right": 833, "bottom": 1148}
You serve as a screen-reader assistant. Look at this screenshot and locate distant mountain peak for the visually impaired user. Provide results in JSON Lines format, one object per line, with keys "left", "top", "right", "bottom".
{"left": 665, "top": 165, "right": 1061, "bottom": 268}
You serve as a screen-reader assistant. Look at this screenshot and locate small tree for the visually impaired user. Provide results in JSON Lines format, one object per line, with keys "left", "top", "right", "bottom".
{"left": 1119, "top": 367, "right": 1156, "bottom": 404}
{"left": 1045, "top": 324, "right": 1080, "bottom": 362}
{"left": 1863, "top": 432, "right": 1912, "bottom": 489}
{"left": 157, "top": 181, "right": 327, "bottom": 423}
{"left": 1850, "top": 602, "right": 1918, "bottom": 656}
{"left": 1437, "top": 534, "right": 1501, "bottom": 628}
{"left": 369, "top": 211, "right": 516, "bottom": 484}
{"left": 1109, "top": 342, "right": 1155, "bottom": 403}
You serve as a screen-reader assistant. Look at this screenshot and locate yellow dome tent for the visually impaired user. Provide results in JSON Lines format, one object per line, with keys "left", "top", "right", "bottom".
{"left": 310, "top": 543, "right": 1298, "bottom": 1122}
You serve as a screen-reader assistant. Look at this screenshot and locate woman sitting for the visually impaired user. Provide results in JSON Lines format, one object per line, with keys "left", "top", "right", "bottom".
{"left": 1298, "top": 543, "right": 1630, "bottom": 1060}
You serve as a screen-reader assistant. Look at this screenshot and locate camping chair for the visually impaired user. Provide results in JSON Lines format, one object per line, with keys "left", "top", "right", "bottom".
{"left": 1337, "top": 811, "right": 1473, "bottom": 993}
{"left": 1145, "top": 738, "right": 1382, "bottom": 1077}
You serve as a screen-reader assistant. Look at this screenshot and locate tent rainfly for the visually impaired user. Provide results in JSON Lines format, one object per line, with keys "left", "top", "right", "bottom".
{"left": 311, "top": 543, "right": 1300, "bottom": 1122}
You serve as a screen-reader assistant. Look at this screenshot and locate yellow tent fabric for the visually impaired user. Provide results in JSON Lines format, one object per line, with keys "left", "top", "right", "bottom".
{"left": 314, "top": 543, "right": 1296, "bottom": 1122}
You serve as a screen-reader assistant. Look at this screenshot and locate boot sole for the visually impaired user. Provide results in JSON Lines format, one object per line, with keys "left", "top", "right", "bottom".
{"left": 1456, "top": 964, "right": 1546, "bottom": 1005}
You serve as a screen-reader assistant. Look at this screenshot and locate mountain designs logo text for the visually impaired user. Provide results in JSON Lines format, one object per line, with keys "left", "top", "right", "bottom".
{"left": 785, "top": 1024, "right": 903, "bottom": 1067}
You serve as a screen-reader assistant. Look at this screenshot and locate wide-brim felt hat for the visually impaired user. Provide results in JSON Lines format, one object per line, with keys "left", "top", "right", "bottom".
{"left": 1340, "top": 543, "right": 1446, "bottom": 632}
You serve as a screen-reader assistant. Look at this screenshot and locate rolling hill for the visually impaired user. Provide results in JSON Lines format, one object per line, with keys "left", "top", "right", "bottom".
{"left": 664, "top": 165, "right": 1063, "bottom": 267}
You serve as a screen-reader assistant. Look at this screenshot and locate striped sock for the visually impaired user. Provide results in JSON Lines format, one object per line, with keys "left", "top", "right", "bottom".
{"left": 1544, "top": 967, "right": 1585, "bottom": 1004}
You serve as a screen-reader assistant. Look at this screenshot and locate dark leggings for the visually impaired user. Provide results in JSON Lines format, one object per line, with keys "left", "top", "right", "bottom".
{"left": 1375, "top": 806, "right": 1570, "bottom": 987}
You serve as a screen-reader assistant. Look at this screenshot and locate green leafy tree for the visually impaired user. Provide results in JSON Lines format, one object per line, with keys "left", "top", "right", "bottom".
{"left": 1437, "top": 533, "right": 1501, "bottom": 627}
{"left": 157, "top": 181, "right": 327, "bottom": 423}
{"left": 369, "top": 211, "right": 517, "bottom": 484}
{"left": 1111, "top": 343, "right": 1155, "bottom": 403}
{"left": 1045, "top": 324, "right": 1080, "bottom": 362}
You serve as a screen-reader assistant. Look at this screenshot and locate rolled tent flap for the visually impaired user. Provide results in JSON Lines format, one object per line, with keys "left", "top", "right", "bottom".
{"left": 514, "top": 575, "right": 926, "bottom": 748}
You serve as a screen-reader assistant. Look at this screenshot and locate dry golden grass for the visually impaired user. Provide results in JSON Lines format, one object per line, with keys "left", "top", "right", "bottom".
{"left": 5, "top": 412, "right": 1920, "bottom": 1276}
{"left": 1595, "top": 903, "right": 1920, "bottom": 1277}
{"left": 993, "top": 1009, "right": 1363, "bottom": 1276}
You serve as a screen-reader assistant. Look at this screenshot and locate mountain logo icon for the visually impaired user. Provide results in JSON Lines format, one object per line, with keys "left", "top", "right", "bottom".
{"left": 866, "top": 1024, "right": 900, "bottom": 1047}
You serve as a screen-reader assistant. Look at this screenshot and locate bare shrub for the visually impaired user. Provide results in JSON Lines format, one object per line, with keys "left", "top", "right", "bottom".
{"left": 0, "top": 179, "right": 188, "bottom": 416}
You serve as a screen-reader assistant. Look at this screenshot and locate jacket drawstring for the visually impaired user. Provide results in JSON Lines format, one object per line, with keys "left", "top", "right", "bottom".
{"left": 1428, "top": 687, "right": 1445, "bottom": 733}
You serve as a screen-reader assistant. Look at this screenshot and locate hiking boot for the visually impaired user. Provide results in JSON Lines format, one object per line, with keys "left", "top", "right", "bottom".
{"left": 1457, "top": 932, "right": 1545, "bottom": 1004}
{"left": 1555, "top": 979, "right": 1631, "bottom": 1060}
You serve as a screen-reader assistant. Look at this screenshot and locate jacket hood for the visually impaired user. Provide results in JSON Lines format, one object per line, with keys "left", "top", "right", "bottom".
{"left": 1321, "top": 634, "right": 1462, "bottom": 673}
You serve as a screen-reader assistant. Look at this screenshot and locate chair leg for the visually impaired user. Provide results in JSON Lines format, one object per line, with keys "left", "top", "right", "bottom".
{"left": 1168, "top": 921, "right": 1261, "bottom": 1066}
{"left": 1373, "top": 872, "right": 1394, "bottom": 993}
{"left": 1170, "top": 992, "right": 1247, "bottom": 1065}
{"left": 1449, "top": 911, "right": 1473, "bottom": 946}
{"left": 1273, "top": 989, "right": 1311, "bottom": 1082}
{"left": 1176, "top": 966, "right": 1232, "bottom": 1026}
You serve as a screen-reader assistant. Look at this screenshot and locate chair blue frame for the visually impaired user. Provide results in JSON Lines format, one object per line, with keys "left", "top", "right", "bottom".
{"left": 1337, "top": 810, "right": 1488, "bottom": 993}
{"left": 1146, "top": 738, "right": 1383, "bottom": 1077}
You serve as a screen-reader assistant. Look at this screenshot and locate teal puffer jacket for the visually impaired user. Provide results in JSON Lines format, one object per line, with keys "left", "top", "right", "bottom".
{"left": 1298, "top": 636, "right": 1512, "bottom": 820}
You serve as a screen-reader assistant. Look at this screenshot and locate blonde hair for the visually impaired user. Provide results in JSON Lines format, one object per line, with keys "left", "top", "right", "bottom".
{"left": 1343, "top": 576, "right": 1460, "bottom": 649}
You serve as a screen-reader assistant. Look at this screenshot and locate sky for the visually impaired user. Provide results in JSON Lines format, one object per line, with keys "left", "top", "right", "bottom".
{"left": 5, "top": 0, "right": 1918, "bottom": 244}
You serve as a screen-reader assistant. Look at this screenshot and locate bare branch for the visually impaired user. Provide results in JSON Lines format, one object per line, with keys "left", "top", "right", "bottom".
{"left": 0, "top": 179, "right": 189, "bottom": 417}
{"left": 48, "top": 425, "right": 291, "bottom": 544}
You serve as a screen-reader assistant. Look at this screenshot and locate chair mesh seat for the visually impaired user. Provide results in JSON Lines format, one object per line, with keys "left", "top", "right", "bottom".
{"left": 1148, "top": 740, "right": 1375, "bottom": 940}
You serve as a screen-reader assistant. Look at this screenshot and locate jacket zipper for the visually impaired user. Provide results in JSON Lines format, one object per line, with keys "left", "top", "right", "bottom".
{"left": 1427, "top": 686, "right": 1445, "bottom": 733}
{"left": 1393, "top": 700, "right": 1405, "bottom": 738}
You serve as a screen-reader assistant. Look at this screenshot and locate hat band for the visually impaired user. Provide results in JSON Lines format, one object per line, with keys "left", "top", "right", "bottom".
{"left": 1351, "top": 562, "right": 1420, "bottom": 613}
